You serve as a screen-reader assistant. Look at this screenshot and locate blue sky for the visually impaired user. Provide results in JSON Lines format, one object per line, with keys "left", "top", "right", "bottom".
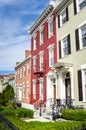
{"left": 0, "top": 0, "right": 50, "bottom": 75}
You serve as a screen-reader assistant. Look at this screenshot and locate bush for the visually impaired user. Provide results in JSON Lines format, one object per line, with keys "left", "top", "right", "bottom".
{"left": 0, "top": 107, "right": 34, "bottom": 118}
{"left": 16, "top": 108, "right": 34, "bottom": 118}
{"left": 1, "top": 107, "right": 16, "bottom": 116}
{"left": 62, "top": 109, "right": 86, "bottom": 121}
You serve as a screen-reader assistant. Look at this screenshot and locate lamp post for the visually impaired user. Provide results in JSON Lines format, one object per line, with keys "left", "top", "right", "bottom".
{"left": 39, "top": 102, "right": 42, "bottom": 116}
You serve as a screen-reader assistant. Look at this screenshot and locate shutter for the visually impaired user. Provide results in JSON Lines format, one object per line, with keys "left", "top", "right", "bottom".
{"left": 59, "top": 41, "right": 61, "bottom": 58}
{"left": 66, "top": 7, "right": 69, "bottom": 21}
{"left": 77, "top": 70, "right": 83, "bottom": 101}
{"left": 58, "top": 15, "right": 60, "bottom": 28}
{"left": 73, "top": 0, "right": 77, "bottom": 15}
{"left": 67, "top": 34, "right": 71, "bottom": 54}
{"left": 75, "top": 29, "right": 80, "bottom": 51}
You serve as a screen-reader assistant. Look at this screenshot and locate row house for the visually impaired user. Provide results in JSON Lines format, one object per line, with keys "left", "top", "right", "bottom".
{"left": 15, "top": 50, "right": 32, "bottom": 109}
{"left": 54, "top": 0, "right": 86, "bottom": 108}
{"left": 29, "top": 2, "right": 58, "bottom": 108}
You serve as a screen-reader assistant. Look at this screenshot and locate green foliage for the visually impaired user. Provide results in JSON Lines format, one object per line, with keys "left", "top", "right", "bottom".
{"left": 0, "top": 84, "right": 15, "bottom": 106}
{"left": 16, "top": 108, "right": 34, "bottom": 118}
{"left": 6, "top": 116, "right": 82, "bottom": 130}
{"left": 0, "top": 107, "right": 34, "bottom": 118}
{"left": 62, "top": 109, "right": 86, "bottom": 121}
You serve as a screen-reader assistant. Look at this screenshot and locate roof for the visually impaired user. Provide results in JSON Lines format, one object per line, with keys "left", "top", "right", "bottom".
{"left": 29, "top": 4, "right": 54, "bottom": 34}
{"left": 15, "top": 55, "right": 31, "bottom": 70}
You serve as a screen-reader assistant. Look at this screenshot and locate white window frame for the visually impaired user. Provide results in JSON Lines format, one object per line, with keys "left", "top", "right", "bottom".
{"left": 79, "top": 24, "right": 86, "bottom": 49}
{"left": 60, "top": 9, "right": 67, "bottom": 26}
{"left": 82, "top": 69, "right": 86, "bottom": 102}
{"left": 39, "top": 26, "right": 44, "bottom": 45}
{"left": 39, "top": 78, "right": 44, "bottom": 100}
{"left": 76, "top": 0, "right": 86, "bottom": 13}
{"left": 61, "top": 36, "right": 69, "bottom": 57}
{"left": 48, "top": 16, "right": 54, "bottom": 38}
{"left": 39, "top": 51, "right": 44, "bottom": 70}
{"left": 33, "top": 56, "right": 36, "bottom": 72}
{"left": 33, "top": 80, "right": 36, "bottom": 99}
{"left": 33, "top": 33, "right": 37, "bottom": 50}
{"left": 48, "top": 44, "right": 54, "bottom": 67}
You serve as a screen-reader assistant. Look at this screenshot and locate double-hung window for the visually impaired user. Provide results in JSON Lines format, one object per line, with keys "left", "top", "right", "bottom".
{"left": 74, "top": 0, "right": 86, "bottom": 14}
{"left": 75, "top": 24, "right": 86, "bottom": 50}
{"left": 33, "top": 56, "right": 36, "bottom": 72}
{"left": 39, "top": 78, "right": 44, "bottom": 100}
{"left": 59, "top": 34, "right": 71, "bottom": 58}
{"left": 33, "top": 33, "right": 37, "bottom": 50}
{"left": 58, "top": 7, "right": 69, "bottom": 28}
{"left": 39, "top": 26, "right": 44, "bottom": 45}
{"left": 63, "top": 37, "right": 69, "bottom": 56}
{"left": 81, "top": 25, "right": 86, "bottom": 48}
{"left": 48, "top": 44, "right": 54, "bottom": 67}
{"left": 33, "top": 80, "right": 36, "bottom": 99}
{"left": 48, "top": 16, "right": 53, "bottom": 38}
{"left": 39, "top": 51, "right": 44, "bottom": 70}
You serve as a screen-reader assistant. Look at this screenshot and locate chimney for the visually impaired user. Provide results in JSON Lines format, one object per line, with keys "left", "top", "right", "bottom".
{"left": 16, "top": 62, "right": 20, "bottom": 65}
{"left": 25, "top": 50, "right": 31, "bottom": 58}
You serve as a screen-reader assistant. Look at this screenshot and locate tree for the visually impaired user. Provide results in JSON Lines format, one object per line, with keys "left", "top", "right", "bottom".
{"left": 0, "top": 84, "right": 15, "bottom": 106}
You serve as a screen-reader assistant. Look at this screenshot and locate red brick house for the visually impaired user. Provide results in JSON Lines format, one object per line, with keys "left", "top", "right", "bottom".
{"left": 15, "top": 50, "right": 32, "bottom": 109}
{"left": 29, "top": 3, "right": 58, "bottom": 109}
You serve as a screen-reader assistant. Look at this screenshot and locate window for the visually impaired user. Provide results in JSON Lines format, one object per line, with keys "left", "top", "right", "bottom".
{"left": 39, "top": 26, "right": 44, "bottom": 45}
{"left": 74, "top": 0, "right": 86, "bottom": 14}
{"left": 75, "top": 24, "right": 86, "bottom": 51}
{"left": 81, "top": 25, "right": 86, "bottom": 48}
{"left": 39, "top": 52, "right": 44, "bottom": 70}
{"left": 48, "top": 17, "right": 53, "bottom": 38}
{"left": 48, "top": 45, "right": 54, "bottom": 67}
{"left": 33, "top": 56, "right": 36, "bottom": 72}
{"left": 28, "top": 63, "right": 30, "bottom": 74}
{"left": 33, "top": 38, "right": 36, "bottom": 50}
{"left": 79, "top": 0, "right": 86, "bottom": 9}
{"left": 58, "top": 7, "right": 69, "bottom": 28}
{"left": 59, "top": 34, "right": 71, "bottom": 58}
{"left": 20, "top": 69, "right": 22, "bottom": 78}
{"left": 33, "top": 33, "right": 37, "bottom": 50}
{"left": 82, "top": 70, "right": 86, "bottom": 101}
{"left": 23, "top": 66, "right": 26, "bottom": 76}
{"left": 39, "top": 78, "right": 44, "bottom": 100}
{"left": 33, "top": 80, "right": 36, "bottom": 99}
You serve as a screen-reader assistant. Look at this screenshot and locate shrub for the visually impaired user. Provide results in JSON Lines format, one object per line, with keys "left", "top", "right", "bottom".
{"left": 16, "top": 108, "right": 34, "bottom": 118}
{"left": 62, "top": 109, "right": 86, "bottom": 121}
{"left": 1, "top": 107, "right": 16, "bottom": 116}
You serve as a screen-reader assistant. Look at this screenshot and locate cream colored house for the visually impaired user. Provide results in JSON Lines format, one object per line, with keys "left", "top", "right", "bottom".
{"left": 54, "top": 0, "right": 86, "bottom": 108}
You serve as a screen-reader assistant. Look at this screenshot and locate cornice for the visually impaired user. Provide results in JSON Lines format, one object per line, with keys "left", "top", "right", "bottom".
{"left": 15, "top": 56, "right": 31, "bottom": 70}
{"left": 29, "top": 4, "right": 54, "bottom": 34}
{"left": 54, "top": 0, "right": 72, "bottom": 14}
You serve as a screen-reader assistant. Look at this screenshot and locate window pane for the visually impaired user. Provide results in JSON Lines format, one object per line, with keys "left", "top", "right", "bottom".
{"left": 63, "top": 37, "right": 68, "bottom": 56}
{"left": 81, "top": 25, "right": 86, "bottom": 47}
{"left": 79, "top": 0, "right": 86, "bottom": 9}
{"left": 62, "top": 10, "right": 67, "bottom": 24}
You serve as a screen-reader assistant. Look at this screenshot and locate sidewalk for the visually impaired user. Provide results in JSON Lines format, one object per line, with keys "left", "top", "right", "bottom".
{"left": 24, "top": 112, "right": 67, "bottom": 122}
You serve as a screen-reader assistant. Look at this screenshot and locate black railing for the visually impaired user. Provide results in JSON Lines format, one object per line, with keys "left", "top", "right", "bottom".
{"left": 0, "top": 114, "right": 19, "bottom": 130}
